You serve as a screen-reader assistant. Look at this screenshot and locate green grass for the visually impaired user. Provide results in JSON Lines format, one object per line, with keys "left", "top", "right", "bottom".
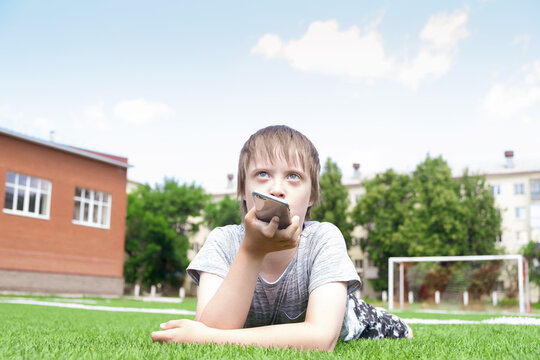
{"left": 0, "top": 296, "right": 539, "bottom": 359}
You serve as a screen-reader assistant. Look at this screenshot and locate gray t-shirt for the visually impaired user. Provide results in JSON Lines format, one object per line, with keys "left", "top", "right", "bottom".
{"left": 187, "top": 221, "right": 362, "bottom": 338}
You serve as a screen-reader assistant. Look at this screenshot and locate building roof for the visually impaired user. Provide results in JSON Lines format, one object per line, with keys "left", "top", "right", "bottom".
{"left": 453, "top": 158, "right": 540, "bottom": 178}
{"left": 0, "top": 127, "right": 130, "bottom": 169}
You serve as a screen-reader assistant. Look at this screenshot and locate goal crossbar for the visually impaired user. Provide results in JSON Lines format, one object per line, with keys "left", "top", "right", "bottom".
{"left": 388, "top": 255, "right": 527, "bottom": 313}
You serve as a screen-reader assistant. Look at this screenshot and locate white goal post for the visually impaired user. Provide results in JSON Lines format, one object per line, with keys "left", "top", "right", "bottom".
{"left": 388, "top": 255, "right": 530, "bottom": 314}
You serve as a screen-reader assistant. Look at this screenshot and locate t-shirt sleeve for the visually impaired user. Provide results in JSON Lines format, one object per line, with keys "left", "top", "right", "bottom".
{"left": 307, "top": 223, "right": 361, "bottom": 295}
{"left": 186, "top": 226, "right": 239, "bottom": 285}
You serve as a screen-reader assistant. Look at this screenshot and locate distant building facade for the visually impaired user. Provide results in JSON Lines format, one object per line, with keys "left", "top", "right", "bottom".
{"left": 0, "top": 128, "right": 129, "bottom": 296}
{"left": 476, "top": 151, "right": 540, "bottom": 254}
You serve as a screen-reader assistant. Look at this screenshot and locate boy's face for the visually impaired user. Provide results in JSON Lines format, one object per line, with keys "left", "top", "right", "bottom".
{"left": 244, "top": 154, "right": 313, "bottom": 225}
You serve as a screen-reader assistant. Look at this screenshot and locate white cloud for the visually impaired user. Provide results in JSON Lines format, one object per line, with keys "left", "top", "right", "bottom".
{"left": 113, "top": 98, "right": 175, "bottom": 125}
{"left": 251, "top": 10, "right": 468, "bottom": 89}
{"left": 419, "top": 10, "right": 468, "bottom": 50}
{"left": 482, "top": 60, "right": 540, "bottom": 118}
{"left": 399, "top": 10, "right": 468, "bottom": 89}
{"left": 252, "top": 19, "right": 394, "bottom": 80}
{"left": 252, "top": 34, "right": 283, "bottom": 59}
{"left": 83, "top": 102, "right": 108, "bottom": 130}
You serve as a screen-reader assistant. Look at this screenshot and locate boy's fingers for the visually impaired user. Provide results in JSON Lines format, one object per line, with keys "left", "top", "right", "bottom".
{"left": 160, "top": 320, "right": 182, "bottom": 330}
{"left": 151, "top": 330, "right": 172, "bottom": 342}
{"left": 262, "top": 216, "right": 279, "bottom": 237}
{"left": 246, "top": 207, "right": 274, "bottom": 229}
{"left": 244, "top": 207, "right": 257, "bottom": 222}
{"left": 282, "top": 216, "right": 300, "bottom": 239}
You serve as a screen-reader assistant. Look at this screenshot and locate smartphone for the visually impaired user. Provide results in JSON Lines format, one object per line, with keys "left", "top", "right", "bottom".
{"left": 252, "top": 190, "right": 291, "bottom": 229}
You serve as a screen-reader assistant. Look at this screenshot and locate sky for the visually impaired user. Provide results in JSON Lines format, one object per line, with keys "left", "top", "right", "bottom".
{"left": 1, "top": 0, "right": 539, "bottom": 192}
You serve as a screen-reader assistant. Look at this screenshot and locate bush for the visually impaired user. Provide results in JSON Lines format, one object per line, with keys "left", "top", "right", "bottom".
{"left": 498, "top": 297, "right": 518, "bottom": 308}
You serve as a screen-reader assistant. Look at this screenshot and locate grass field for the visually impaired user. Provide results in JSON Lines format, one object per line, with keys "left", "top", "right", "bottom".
{"left": 1, "top": 295, "right": 539, "bottom": 359}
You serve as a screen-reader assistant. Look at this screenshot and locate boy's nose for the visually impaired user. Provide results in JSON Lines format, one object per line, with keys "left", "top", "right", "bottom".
{"left": 269, "top": 182, "right": 285, "bottom": 199}
{"left": 269, "top": 190, "right": 285, "bottom": 199}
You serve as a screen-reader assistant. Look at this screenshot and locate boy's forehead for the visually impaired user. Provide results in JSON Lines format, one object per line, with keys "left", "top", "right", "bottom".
{"left": 249, "top": 150, "right": 306, "bottom": 170}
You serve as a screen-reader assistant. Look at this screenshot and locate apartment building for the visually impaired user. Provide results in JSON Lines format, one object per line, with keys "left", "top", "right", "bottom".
{"left": 476, "top": 151, "right": 540, "bottom": 254}
{"left": 0, "top": 128, "right": 129, "bottom": 296}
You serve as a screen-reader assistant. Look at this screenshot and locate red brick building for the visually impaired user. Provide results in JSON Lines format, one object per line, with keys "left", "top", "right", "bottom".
{"left": 0, "top": 128, "right": 129, "bottom": 296}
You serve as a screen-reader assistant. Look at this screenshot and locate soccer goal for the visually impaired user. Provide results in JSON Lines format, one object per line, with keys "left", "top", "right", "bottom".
{"left": 388, "top": 255, "right": 530, "bottom": 314}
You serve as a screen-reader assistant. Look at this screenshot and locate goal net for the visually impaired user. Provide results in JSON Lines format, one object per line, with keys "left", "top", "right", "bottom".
{"left": 388, "top": 255, "right": 530, "bottom": 313}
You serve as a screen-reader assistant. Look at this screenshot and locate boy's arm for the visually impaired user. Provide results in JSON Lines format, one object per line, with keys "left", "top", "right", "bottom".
{"left": 194, "top": 246, "right": 262, "bottom": 328}
{"left": 195, "top": 208, "right": 301, "bottom": 329}
{"left": 152, "top": 281, "right": 348, "bottom": 352}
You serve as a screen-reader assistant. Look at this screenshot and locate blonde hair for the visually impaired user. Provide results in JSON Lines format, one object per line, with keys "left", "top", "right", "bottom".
{"left": 237, "top": 125, "right": 320, "bottom": 220}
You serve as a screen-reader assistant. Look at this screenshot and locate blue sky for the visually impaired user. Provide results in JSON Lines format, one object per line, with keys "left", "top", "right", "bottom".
{"left": 1, "top": 0, "right": 539, "bottom": 191}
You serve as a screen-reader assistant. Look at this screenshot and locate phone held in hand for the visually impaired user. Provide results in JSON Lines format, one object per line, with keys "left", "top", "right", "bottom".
{"left": 252, "top": 190, "right": 291, "bottom": 229}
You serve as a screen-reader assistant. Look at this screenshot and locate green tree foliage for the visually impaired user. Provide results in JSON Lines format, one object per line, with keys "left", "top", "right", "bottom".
{"left": 400, "top": 156, "right": 467, "bottom": 257}
{"left": 312, "top": 158, "right": 353, "bottom": 248}
{"left": 352, "top": 155, "right": 502, "bottom": 291}
{"left": 351, "top": 169, "right": 413, "bottom": 290}
{"left": 124, "top": 178, "right": 210, "bottom": 288}
{"left": 457, "top": 170, "right": 501, "bottom": 255}
{"left": 522, "top": 241, "right": 540, "bottom": 301}
{"left": 204, "top": 195, "right": 242, "bottom": 229}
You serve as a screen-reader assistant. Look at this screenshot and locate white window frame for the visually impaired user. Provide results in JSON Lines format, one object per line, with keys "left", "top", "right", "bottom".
{"left": 530, "top": 204, "right": 540, "bottom": 228}
{"left": 491, "top": 184, "right": 501, "bottom": 196}
{"left": 72, "top": 187, "right": 112, "bottom": 229}
{"left": 531, "top": 181, "right": 540, "bottom": 200}
{"left": 514, "top": 183, "right": 525, "bottom": 195}
{"left": 3, "top": 171, "right": 51, "bottom": 220}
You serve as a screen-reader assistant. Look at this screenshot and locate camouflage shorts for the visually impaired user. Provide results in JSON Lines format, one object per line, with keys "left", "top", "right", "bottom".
{"left": 345, "top": 295, "right": 409, "bottom": 340}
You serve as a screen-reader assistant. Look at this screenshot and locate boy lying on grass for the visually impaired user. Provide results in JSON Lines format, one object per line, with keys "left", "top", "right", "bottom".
{"left": 152, "top": 125, "right": 412, "bottom": 351}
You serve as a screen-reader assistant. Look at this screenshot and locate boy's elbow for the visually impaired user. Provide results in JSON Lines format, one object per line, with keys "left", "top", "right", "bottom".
{"left": 309, "top": 327, "right": 339, "bottom": 352}
{"left": 324, "top": 334, "right": 339, "bottom": 352}
{"left": 315, "top": 336, "right": 338, "bottom": 352}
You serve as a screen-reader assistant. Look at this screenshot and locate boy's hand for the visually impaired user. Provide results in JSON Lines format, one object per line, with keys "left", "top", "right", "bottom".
{"left": 151, "top": 319, "right": 209, "bottom": 344}
{"left": 242, "top": 207, "right": 301, "bottom": 258}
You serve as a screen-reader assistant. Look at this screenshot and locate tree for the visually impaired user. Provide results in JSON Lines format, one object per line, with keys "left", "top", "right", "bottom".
{"left": 522, "top": 241, "right": 540, "bottom": 302}
{"left": 457, "top": 170, "right": 501, "bottom": 255}
{"left": 400, "top": 155, "right": 467, "bottom": 257}
{"left": 312, "top": 158, "right": 354, "bottom": 248}
{"left": 351, "top": 169, "right": 413, "bottom": 290}
{"left": 204, "top": 195, "right": 242, "bottom": 229}
{"left": 124, "top": 178, "right": 210, "bottom": 289}
{"left": 352, "top": 155, "right": 501, "bottom": 292}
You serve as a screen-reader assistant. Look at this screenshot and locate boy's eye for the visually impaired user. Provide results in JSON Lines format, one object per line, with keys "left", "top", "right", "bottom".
{"left": 288, "top": 173, "right": 300, "bottom": 180}
{"left": 257, "top": 171, "right": 269, "bottom": 178}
